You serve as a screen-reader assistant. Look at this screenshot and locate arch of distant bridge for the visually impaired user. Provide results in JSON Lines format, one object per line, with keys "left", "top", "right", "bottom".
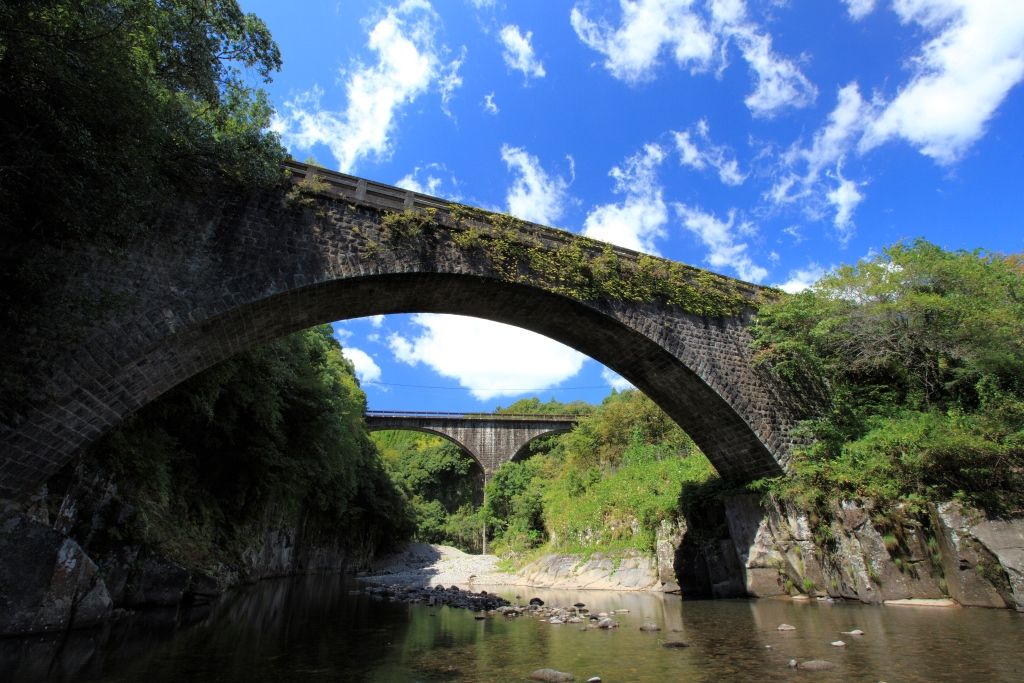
{"left": 365, "top": 411, "right": 580, "bottom": 479}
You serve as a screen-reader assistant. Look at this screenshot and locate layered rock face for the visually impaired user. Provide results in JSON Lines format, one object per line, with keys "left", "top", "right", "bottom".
{"left": 0, "top": 464, "right": 367, "bottom": 636}
{"left": 705, "top": 494, "right": 1024, "bottom": 610}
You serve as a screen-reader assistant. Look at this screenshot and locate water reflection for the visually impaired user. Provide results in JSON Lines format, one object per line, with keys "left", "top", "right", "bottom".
{"left": 3, "top": 576, "right": 1022, "bottom": 682}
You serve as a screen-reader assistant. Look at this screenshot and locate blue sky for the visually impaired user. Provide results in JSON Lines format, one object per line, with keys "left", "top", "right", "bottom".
{"left": 240, "top": 0, "right": 1024, "bottom": 412}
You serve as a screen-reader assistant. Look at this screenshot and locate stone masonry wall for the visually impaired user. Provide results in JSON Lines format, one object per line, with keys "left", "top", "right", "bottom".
{"left": 1, "top": 167, "right": 805, "bottom": 498}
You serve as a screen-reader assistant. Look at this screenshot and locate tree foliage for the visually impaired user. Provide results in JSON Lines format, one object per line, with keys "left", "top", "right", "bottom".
{"left": 371, "top": 431, "right": 484, "bottom": 551}
{"left": 753, "top": 240, "right": 1024, "bottom": 514}
{"left": 484, "top": 391, "right": 712, "bottom": 558}
{"left": 86, "top": 326, "right": 410, "bottom": 570}
{"left": 0, "top": 0, "right": 286, "bottom": 418}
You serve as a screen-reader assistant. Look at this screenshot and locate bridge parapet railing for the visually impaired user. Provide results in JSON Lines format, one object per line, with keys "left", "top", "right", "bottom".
{"left": 283, "top": 160, "right": 769, "bottom": 301}
{"left": 365, "top": 410, "right": 581, "bottom": 422}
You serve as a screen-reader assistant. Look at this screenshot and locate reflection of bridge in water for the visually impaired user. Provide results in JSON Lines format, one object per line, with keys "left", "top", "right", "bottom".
{"left": 365, "top": 410, "right": 580, "bottom": 480}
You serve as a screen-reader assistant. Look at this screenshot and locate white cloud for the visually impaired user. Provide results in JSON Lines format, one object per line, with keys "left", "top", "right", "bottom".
{"left": 396, "top": 163, "right": 458, "bottom": 198}
{"left": 570, "top": 0, "right": 717, "bottom": 83}
{"left": 396, "top": 170, "right": 441, "bottom": 195}
{"left": 397, "top": 167, "right": 442, "bottom": 195}
{"left": 675, "top": 204, "right": 768, "bottom": 282}
{"left": 673, "top": 119, "right": 746, "bottom": 185}
{"left": 438, "top": 47, "right": 466, "bottom": 117}
{"left": 499, "top": 25, "right": 546, "bottom": 79}
{"left": 343, "top": 347, "right": 383, "bottom": 384}
{"left": 570, "top": 0, "right": 815, "bottom": 115}
{"left": 768, "top": 83, "right": 870, "bottom": 239}
{"left": 581, "top": 144, "right": 669, "bottom": 254}
{"left": 826, "top": 172, "right": 864, "bottom": 243}
{"left": 842, "top": 0, "right": 877, "bottom": 20}
{"left": 332, "top": 324, "right": 354, "bottom": 340}
{"left": 730, "top": 27, "right": 817, "bottom": 117}
{"left": 861, "top": 0, "right": 1024, "bottom": 163}
{"left": 369, "top": 315, "right": 386, "bottom": 328}
{"left": 803, "top": 83, "right": 869, "bottom": 182}
{"left": 270, "top": 1, "right": 463, "bottom": 173}
{"left": 500, "top": 145, "right": 571, "bottom": 225}
{"left": 387, "top": 314, "right": 586, "bottom": 400}
{"left": 483, "top": 91, "right": 499, "bottom": 114}
{"left": 775, "top": 263, "right": 826, "bottom": 293}
{"left": 601, "top": 367, "right": 634, "bottom": 391}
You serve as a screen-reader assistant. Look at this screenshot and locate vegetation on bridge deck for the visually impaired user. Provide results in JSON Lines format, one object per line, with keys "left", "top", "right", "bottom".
{"left": 284, "top": 163, "right": 779, "bottom": 319}
{"left": 381, "top": 203, "right": 778, "bottom": 318}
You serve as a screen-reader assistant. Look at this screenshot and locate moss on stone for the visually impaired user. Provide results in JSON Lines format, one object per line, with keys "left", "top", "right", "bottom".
{"left": 375, "top": 206, "right": 773, "bottom": 318}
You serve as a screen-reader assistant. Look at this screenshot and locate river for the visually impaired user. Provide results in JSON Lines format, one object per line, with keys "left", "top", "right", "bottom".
{"left": 3, "top": 575, "right": 1022, "bottom": 682}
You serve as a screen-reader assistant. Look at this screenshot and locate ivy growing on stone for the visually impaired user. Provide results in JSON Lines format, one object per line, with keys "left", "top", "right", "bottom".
{"left": 373, "top": 206, "right": 773, "bottom": 318}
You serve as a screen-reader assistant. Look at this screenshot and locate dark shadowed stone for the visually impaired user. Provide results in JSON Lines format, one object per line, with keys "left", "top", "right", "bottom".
{"left": 125, "top": 555, "right": 190, "bottom": 607}
{"left": 0, "top": 512, "right": 111, "bottom": 635}
{"left": 661, "top": 640, "right": 689, "bottom": 648}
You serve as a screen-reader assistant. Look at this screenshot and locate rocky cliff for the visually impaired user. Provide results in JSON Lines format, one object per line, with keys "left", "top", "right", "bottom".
{"left": 0, "top": 464, "right": 375, "bottom": 636}
{"left": 680, "top": 493, "right": 1024, "bottom": 610}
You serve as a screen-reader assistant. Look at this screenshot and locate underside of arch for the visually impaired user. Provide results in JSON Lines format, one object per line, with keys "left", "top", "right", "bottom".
{"left": 509, "top": 428, "right": 574, "bottom": 464}
{"left": 0, "top": 268, "right": 787, "bottom": 501}
{"left": 365, "top": 425, "right": 486, "bottom": 474}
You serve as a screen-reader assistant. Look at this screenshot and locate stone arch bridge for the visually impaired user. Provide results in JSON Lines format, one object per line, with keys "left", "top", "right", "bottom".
{"left": 365, "top": 411, "right": 580, "bottom": 480}
{"left": 0, "top": 161, "right": 804, "bottom": 500}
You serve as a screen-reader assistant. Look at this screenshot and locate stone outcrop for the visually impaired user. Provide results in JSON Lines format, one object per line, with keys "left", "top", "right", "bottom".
{"left": 515, "top": 551, "right": 662, "bottom": 591}
{"left": 935, "top": 502, "right": 1024, "bottom": 610}
{"left": 0, "top": 461, "right": 374, "bottom": 636}
{"left": 712, "top": 494, "right": 1024, "bottom": 610}
{"left": 0, "top": 510, "right": 112, "bottom": 635}
{"left": 506, "top": 516, "right": 686, "bottom": 593}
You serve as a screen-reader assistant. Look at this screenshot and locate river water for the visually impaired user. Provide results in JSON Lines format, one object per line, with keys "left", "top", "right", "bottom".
{"left": 3, "top": 575, "right": 1022, "bottom": 682}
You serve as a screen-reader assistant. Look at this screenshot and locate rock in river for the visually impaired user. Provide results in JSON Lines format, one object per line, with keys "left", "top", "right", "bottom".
{"left": 530, "top": 668, "right": 574, "bottom": 681}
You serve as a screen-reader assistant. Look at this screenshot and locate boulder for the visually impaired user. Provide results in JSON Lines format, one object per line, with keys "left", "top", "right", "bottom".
{"left": 936, "top": 501, "right": 1024, "bottom": 610}
{"left": 0, "top": 511, "right": 112, "bottom": 635}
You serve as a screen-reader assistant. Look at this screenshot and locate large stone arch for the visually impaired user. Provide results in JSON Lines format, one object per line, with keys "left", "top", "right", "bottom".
{"left": 0, "top": 164, "right": 802, "bottom": 499}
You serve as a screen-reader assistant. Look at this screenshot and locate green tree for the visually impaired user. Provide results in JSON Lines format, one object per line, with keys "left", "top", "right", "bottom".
{"left": 86, "top": 325, "right": 411, "bottom": 570}
{"left": 0, "top": 0, "right": 286, "bottom": 418}
{"left": 753, "top": 240, "right": 1024, "bottom": 514}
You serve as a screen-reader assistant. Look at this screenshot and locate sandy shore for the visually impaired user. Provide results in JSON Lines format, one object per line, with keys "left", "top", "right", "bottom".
{"left": 358, "top": 542, "right": 521, "bottom": 588}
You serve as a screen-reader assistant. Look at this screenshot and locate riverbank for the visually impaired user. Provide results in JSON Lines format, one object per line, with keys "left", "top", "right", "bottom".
{"left": 358, "top": 542, "right": 519, "bottom": 588}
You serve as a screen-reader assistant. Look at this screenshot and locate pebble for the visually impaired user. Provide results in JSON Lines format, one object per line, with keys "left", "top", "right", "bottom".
{"left": 639, "top": 622, "right": 661, "bottom": 632}
{"left": 842, "top": 628, "right": 865, "bottom": 636}
{"left": 597, "top": 617, "right": 617, "bottom": 629}
{"left": 362, "top": 584, "right": 509, "bottom": 612}
{"left": 529, "top": 668, "right": 574, "bottom": 682}
{"left": 587, "top": 678, "right": 602, "bottom": 683}
{"left": 798, "top": 660, "right": 836, "bottom": 671}
{"left": 777, "top": 623, "right": 796, "bottom": 631}
{"left": 831, "top": 640, "right": 846, "bottom": 647}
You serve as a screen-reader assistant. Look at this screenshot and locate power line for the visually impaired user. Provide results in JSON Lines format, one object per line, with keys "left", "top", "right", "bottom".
{"left": 360, "top": 380, "right": 615, "bottom": 392}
